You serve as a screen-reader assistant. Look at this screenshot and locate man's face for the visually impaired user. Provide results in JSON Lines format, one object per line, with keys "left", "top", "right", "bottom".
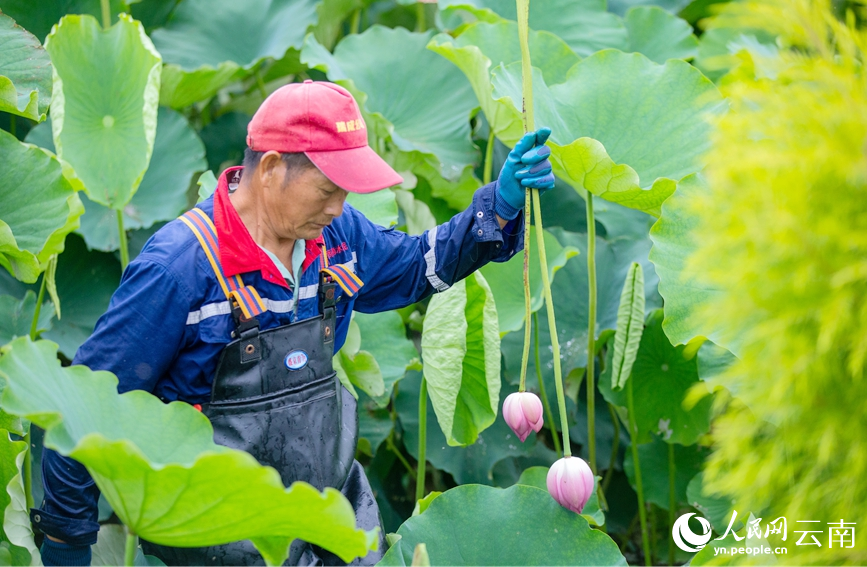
{"left": 258, "top": 154, "right": 348, "bottom": 241}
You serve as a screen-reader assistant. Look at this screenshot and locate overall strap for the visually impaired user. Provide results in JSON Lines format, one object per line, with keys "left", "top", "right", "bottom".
{"left": 179, "top": 208, "right": 268, "bottom": 320}
{"left": 318, "top": 242, "right": 365, "bottom": 298}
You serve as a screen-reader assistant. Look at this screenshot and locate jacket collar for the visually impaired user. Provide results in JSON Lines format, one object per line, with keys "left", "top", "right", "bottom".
{"left": 213, "top": 166, "right": 325, "bottom": 290}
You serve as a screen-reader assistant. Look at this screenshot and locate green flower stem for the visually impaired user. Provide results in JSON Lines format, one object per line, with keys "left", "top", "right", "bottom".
{"left": 602, "top": 402, "right": 620, "bottom": 493}
{"left": 255, "top": 69, "right": 268, "bottom": 100}
{"left": 386, "top": 434, "right": 416, "bottom": 480}
{"left": 532, "top": 191, "right": 569, "bottom": 455}
{"left": 517, "top": 0, "right": 533, "bottom": 395}
{"left": 350, "top": 9, "right": 360, "bottom": 35}
{"left": 627, "top": 376, "right": 651, "bottom": 566}
{"left": 517, "top": 0, "right": 569, "bottom": 455}
{"left": 415, "top": 1, "right": 425, "bottom": 32}
{"left": 21, "top": 273, "right": 49, "bottom": 511}
{"left": 533, "top": 311, "right": 561, "bottom": 458}
{"left": 586, "top": 193, "right": 597, "bottom": 474}
{"left": 124, "top": 526, "right": 137, "bottom": 566}
{"left": 416, "top": 377, "right": 428, "bottom": 503}
{"left": 483, "top": 128, "right": 495, "bottom": 185}
{"left": 29, "top": 271, "right": 47, "bottom": 341}
{"left": 117, "top": 209, "right": 130, "bottom": 270}
{"left": 519, "top": 190, "right": 531, "bottom": 393}
{"left": 100, "top": 0, "right": 110, "bottom": 28}
{"left": 668, "top": 442, "right": 677, "bottom": 566}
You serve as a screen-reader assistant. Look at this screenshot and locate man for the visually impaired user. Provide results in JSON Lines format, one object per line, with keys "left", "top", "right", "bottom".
{"left": 36, "top": 80, "right": 555, "bottom": 566}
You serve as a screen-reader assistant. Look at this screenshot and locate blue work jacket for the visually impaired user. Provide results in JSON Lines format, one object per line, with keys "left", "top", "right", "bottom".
{"left": 34, "top": 167, "right": 524, "bottom": 545}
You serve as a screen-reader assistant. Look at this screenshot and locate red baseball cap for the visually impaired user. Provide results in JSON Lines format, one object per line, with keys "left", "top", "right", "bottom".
{"left": 246, "top": 80, "right": 403, "bottom": 193}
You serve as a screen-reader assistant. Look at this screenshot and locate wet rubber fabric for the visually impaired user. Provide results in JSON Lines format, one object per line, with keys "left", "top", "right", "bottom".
{"left": 143, "top": 223, "right": 385, "bottom": 565}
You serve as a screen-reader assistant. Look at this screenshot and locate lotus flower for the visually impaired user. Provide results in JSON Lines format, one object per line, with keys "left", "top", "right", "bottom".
{"left": 547, "top": 456, "right": 594, "bottom": 513}
{"left": 502, "top": 391, "right": 544, "bottom": 442}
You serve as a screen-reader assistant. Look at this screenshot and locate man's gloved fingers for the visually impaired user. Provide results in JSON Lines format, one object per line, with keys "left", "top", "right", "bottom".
{"left": 515, "top": 160, "right": 552, "bottom": 179}
{"left": 520, "top": 173, "right": 556, "bottom": 189}
{"left": 520, "top": 144, "right": 551, "bottom": 165}
{"left": 510, "top": 131, "right": 539, "bottom": 160}
{"left": 535, "top": 127, "right": 552, "bottom": 146}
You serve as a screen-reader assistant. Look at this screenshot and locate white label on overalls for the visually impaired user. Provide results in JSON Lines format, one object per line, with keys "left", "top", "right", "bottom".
{"left": 284, "top": 350, "right": 309, "bottom": 371}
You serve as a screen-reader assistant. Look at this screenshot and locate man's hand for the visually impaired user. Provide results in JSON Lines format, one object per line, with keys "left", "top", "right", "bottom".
{"left": 493, "top": 127, "right": 556, "bottom": 221}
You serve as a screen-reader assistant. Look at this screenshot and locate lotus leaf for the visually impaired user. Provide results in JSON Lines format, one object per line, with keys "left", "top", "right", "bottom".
{"left": 45, "top": 14, "right": 161, "bottom": 210}
{"left": 0, "top": 12, "right": 51, "bottom": 121}
{"left": 0, "top": 338, "right": 378, "bottom": 566}
{"left": 0, "top": 129, "right": 83, "bottom": 283}
{"left": 421, "top": 271, "right": 500, "bottom": 447}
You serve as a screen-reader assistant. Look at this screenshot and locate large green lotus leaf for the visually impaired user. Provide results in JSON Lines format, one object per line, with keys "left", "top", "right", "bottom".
{"left": 0, "top": 13, "right": 51, "bottom": 121}
{"left": 0, "top": 338, "right": 378, "bottom": 565}
{"left": 501, "top": 227, "right": 661, "bottom": 391}
{"left": 151, "top": 0, "right": 319, "bottom": 108}
{"left": 438, "top": 0, "right": 628, "bottom": 57}
{"left": 396, "top": 370, "right": 540, "bottom": 485}
{"left": 624, "top": 6, "right": 698, "bottom": 64}
{"left": 313, "top": 0, "right": 363, "bottom": 50}
{"left": 0, "top": 429, "right": 36, "bottom": 565}
{"left": 0, "top": 129, "right": 83, "bottom": 283}
{"left": 622, "top": 435, "right": 709, "bottom": 510}
{"left": 598, "top": 310, "right": 713, "bottom": 445}
{"left": 29, "top": 108, "right": 206, "bottom": 251}
{"left": 354, "top": 311, "right": 418, "bottom": 407}
{"left": 45, "top": 14, "right": 161, "bottom": 210}
{"left": 0, "top": 0, "right": 129, "bottom": 42}
{"left": 346, "top": 190, "right": 398, "bottom": 229}
{"left": 491, "top": 50, "right": 725, "bottom": 216}
{"left": 696, "top": 340, "right": 738, "bottom": 399}
{"left": 479, "top": 226, "right": 578, "bottom": 334}
{"left": 390, "top": 151, "right": 480, "bottom": 211}
{"left": 0, "top": 290, "right": 53, "bottom": 345}
{"left": 40, "top": 233, "right": 120, "bottom": 359}
{"left": 335, "top": 318, "right": 384, "bottom": 400}
{"left": 648, "top": 174, "right": 742, "bottom": 354}
{"left": 428, "top": 20, "right": 578, "bottom": 142}
{"left": 421, "top": 271, "right": 500, "bottom": 447}
{"left": 378, "top": 484, "right": 626, "bottom": 566}
{"left": 302, "top": 26, "right": 478, "bottom": 180}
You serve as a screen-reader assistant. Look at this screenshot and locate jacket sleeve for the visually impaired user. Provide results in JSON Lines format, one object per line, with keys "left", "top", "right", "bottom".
{"left": 32, "top": 259, "right": 192, "bottom": 545}
{"left": 353, "top": 181, "right": 524, "bottom": 313}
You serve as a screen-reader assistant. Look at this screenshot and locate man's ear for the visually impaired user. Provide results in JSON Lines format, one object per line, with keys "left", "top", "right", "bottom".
{"left": 257, "top": 151, "right": 283, "bottom": 189}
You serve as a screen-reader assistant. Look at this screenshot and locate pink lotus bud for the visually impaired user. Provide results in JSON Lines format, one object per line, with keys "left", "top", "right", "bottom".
{"left": 502, "top": 392, "right": 544, "bottom": 442}
{"left": 546, "top": 456, "right": 594, "bottom": 514}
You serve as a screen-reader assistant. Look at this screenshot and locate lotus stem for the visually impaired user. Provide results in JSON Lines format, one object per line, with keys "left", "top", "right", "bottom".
{"left": 255, "top": 69, "right": 268, "bottom": 100}
{"left": 517, "top": 0, "right": 533, "bottom": 395}
{"left": 627, "top": 376, "right": 651, "bottom": 566}
{"left": 100, "top": 0, "right": 110, "bottom": 29}
{"left": 416, "top": 377, "right": 428, "bottom": 502}
{"left": 602, "top": 402, "right": 620, "bottom": 493}
{"left": 517, "top": 0, "right": 569, "bottom": 454}
{"left": 586, "top": 193, "right": 597, "bottom": 474}
{"left": 117, "top": 209, "right": 129, "bottom": 270}
{"left": 533, "top": 312, "right": 561, "bottom": 457}
{"left": 350, "top": 9, "right": 361, "bottom": 35}
{"left": 415, "top": 2, "right": 425, "bottom": 32}
{"left": 124, "top": 526, "right": 137, "bottom": 566}
{"left": 29, "top": 272, "right": 47, "bottom": 341}
{"left": 668, "top": 442, "right": 677, "bottom": 566}
{"left": 483, "top": 128, "right": 495, "bottom": 185}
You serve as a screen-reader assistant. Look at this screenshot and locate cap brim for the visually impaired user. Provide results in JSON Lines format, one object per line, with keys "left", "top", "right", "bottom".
{"left": 305, "top": 145, "right": 404, "bottom": 194}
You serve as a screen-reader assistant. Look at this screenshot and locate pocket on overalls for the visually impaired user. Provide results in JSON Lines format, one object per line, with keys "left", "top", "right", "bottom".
{"left": 205, "top": 372, "right": 347, "bottom": 491}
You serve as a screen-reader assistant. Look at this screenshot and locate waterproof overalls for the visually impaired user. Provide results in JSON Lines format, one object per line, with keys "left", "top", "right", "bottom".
{"left": 141, "top": 208, "right": 385, "bottom": 566}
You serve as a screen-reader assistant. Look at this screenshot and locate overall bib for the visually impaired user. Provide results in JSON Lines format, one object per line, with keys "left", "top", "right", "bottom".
{"left": 142, "top": 208, "right": 386, "bottom": 566}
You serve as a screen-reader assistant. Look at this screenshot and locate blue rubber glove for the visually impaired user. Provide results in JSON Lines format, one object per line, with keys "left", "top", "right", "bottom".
{"left": 40, "top": 538, "right": 91, "bottom": 566}
{"left": 494, "top": 127, "right": 555, "bottom": 220}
